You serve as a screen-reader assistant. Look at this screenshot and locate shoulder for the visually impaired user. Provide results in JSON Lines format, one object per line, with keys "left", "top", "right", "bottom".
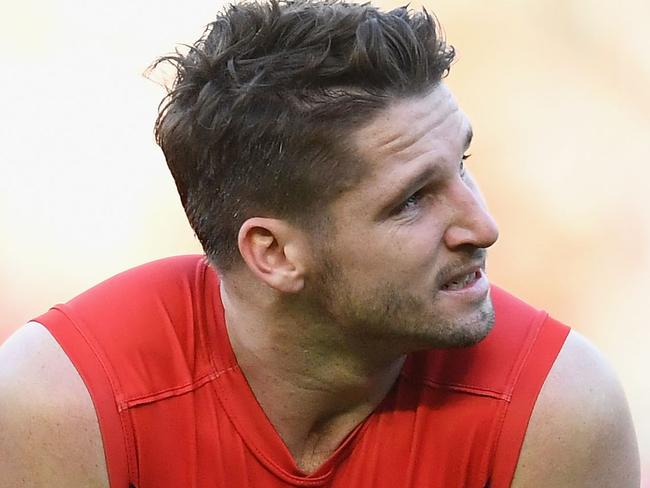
{"left": 511, "top": 329, "right": 640, "bottom": 487}
{"left": 0, "top": 322, "right": 109, "bottom": 487}
{"left": 64, "top": 254, "right": 210, "bottom": 309}
{"left": 56, "top": 255, "right": 213, "bottom": 340}
{"left": 35, "top": 255, "right": 211, "bottom": 331}
{"left": 32, "top": 254, "right": 224, "bottom": 415}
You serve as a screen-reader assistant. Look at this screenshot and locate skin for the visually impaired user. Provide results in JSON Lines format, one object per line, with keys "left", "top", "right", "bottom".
{"left": 227, "top": 83, "right": 499, "bottom": 470}
{"left": 0, "top": 83, "right": 640, "bottom": 485}
{"left": 304, "top": 84, "right": 498, "bottom": 353}
{"left": 0, "top": 322, "right": 110, "bottom": 487}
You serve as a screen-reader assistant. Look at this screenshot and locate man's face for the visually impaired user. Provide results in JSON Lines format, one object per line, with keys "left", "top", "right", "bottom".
{"left": 306, "top": 83, "right": 499, "bottom": 352}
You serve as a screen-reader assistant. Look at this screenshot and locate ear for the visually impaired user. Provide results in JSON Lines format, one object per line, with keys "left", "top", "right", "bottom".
{"left": 237, "top": 217, "right": 307, "bottom": 293}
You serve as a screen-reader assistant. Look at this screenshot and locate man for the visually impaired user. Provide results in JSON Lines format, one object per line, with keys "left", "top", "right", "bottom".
{"left": 0, "top": 0, "right": 640, "bottom": 486}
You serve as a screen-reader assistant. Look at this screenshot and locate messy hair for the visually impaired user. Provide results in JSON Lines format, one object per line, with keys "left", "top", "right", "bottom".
{"left": 152, "top": 0, "right": 455, "bottom": 272}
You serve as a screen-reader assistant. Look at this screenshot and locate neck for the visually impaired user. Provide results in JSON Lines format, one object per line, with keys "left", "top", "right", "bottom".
{"left": 220, "top": 280, "right": 405, "bottom": 472}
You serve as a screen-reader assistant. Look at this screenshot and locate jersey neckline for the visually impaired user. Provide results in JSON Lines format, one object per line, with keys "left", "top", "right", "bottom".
{"left": 200, "top": 259, "right": 379, "bottom": 485}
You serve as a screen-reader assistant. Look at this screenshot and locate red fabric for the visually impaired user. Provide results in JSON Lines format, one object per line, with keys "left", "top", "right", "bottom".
{"left": 34, "top": 255, "right": 570, "bottom": 488}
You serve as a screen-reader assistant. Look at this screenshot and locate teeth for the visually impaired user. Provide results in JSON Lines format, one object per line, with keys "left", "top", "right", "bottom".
{"left": 444, "top": 271, "right": 475, "bottom": 290}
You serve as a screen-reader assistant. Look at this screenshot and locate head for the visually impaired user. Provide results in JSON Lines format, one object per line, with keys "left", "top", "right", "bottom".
{"left": 304, "top": 84, "right": 499, "bottom": 353}
{"left": 154, "top": 0, "right": 498, "bottom": 351}
{"left": 153, "top": 0, "right": 454, "bottom": 272}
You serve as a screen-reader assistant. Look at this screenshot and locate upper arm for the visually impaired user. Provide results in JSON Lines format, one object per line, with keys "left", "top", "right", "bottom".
{"left": 511, "top": 330, "right": 640, "bottom": 487}
{"left": 0, "top": 322, "right": 110, "bottom": 487}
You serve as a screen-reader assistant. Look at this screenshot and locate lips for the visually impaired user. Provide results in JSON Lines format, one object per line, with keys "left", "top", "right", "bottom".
{"left": 441, "top": 269, "right": 481, "bottom": 291}
{"left": 438, "top": 258, "right": 485, "bottom": 289}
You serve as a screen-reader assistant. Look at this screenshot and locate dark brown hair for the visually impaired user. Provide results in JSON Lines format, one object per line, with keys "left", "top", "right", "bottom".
{"left": 152, "top": 0, "right": 455, "bottom": 272}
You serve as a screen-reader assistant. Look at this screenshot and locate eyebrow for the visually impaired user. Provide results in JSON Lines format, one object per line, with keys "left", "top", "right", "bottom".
{"left": 378, "top": 125, "right": 474, "bottom": 217}
{"left": 377, "top": 164, "right": 443, "bottom": 218}
{"left": 399, "top": 165, "right": 443, "bottom": 199}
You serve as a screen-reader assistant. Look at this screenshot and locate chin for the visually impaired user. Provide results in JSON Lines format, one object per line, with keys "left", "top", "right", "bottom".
{"left": 442, "top": 300, "right": 496, "bottom": 348}
{"left": 445, "top": 315, "right": 495, "bottom": 348}
{"left": 408, "top": 299, "right": 496, "bottom": 351}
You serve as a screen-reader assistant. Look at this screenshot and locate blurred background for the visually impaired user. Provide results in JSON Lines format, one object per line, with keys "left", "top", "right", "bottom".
{"left": 1, "top": 0, "right": 648, "bottom": 483}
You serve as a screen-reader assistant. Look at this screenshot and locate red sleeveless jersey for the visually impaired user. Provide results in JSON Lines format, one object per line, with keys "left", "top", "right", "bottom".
{"left": 34, "top": 255, "right": 569, "bottom": 487}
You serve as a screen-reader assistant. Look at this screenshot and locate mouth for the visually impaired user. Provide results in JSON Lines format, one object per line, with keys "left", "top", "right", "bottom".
{"left": 438, "top": 266, "right": 490, "bottom": 303}
{"left": 441, "top": 269, "right": 482, "bottom": 291}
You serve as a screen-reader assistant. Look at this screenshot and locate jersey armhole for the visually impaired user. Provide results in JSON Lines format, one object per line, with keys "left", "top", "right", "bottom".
{"left": 489, "top": 315, "right": 571, "bottom": 487}
{"left": 33, "top": 307, "right": 134, "bottom": 487}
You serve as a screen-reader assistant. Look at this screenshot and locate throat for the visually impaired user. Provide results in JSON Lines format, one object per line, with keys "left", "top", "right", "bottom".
{"left": 289, "top": 417, "right": 365, "bottom": 475}
{"left": 258, "top": 362, "right": 405, "bottom": 475}
{"left": 295, "top": 450, "right": 334, "bottom": 475}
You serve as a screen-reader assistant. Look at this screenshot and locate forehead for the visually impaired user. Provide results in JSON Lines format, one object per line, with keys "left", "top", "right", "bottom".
{"left": 351, "top": 83, "right": 468, "bottom": 168}
{"left": 321, "top": 84, "right": 471, "bottom": 228}
{"left": 334, "top": 84, "right": 470, "bottom": 212}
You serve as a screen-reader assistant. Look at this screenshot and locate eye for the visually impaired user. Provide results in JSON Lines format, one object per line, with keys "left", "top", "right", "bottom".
{"left": 401, "top": 192, "right": 422, "bottom": 210}
{"left": 460, "top": 153, "right": 471, "bottom": 177}
{"left": 398, "top": 191, "right": 424, "bottom": 213}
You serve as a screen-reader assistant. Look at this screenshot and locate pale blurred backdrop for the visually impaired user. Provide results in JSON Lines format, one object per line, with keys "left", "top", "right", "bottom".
{"left": 1, "top": 0, "right": 648, "bottom": 483}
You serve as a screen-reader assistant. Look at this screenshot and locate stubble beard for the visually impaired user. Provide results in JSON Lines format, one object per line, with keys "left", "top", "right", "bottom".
{"left": 305, "top": 253, "right": 496, "bottom": 355}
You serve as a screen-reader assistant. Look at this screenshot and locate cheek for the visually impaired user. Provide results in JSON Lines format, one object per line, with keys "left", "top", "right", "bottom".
{"left": 368, "top": 230, "right": 445, "bottom": 282}
{"left": 399, "top": 215, "right": 447, "bottom": 255}
{"left": 330, "top": 213, "right": 446, "bottom": 276}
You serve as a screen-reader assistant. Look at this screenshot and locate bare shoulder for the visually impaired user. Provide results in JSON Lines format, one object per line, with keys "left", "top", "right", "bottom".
{"left": 0, "top": 322, "right": 109, "bottom": 487}
{"left": 511, "top": 329, "right": 640, "bottom": 487}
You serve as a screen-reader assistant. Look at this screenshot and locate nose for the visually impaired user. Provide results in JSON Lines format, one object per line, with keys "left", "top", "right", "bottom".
{"left": 443, "top": 175, "right": 499, "bottom": 250}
